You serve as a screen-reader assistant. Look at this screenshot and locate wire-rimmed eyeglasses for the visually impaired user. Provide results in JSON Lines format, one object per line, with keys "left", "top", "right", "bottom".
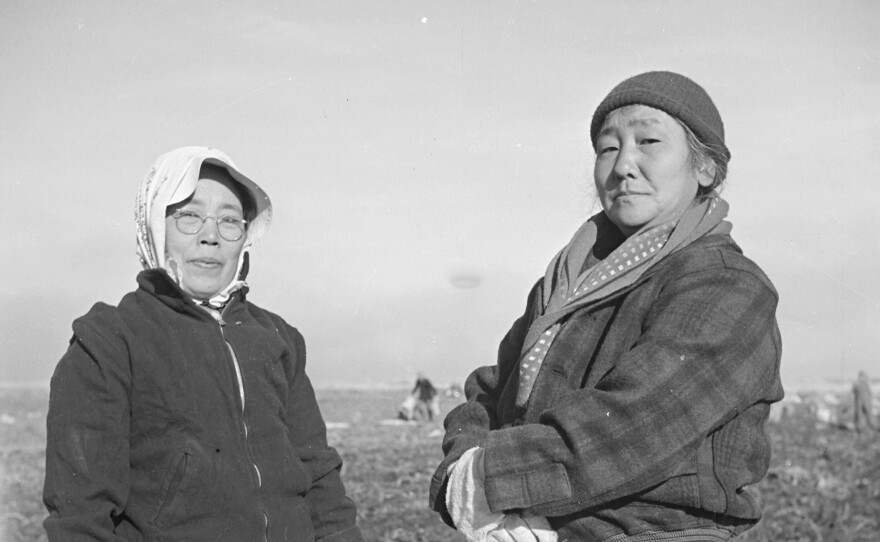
{"left": 171, "top": 210, "right": 247, "bottom": 242}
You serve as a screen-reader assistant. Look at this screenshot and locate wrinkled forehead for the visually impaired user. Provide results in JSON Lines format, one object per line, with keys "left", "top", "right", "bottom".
{"left": 597, "top": 104, "right": 683, "bottom": 137}
{"left": 599, "top": 105, "right": 680, "bottom": 133}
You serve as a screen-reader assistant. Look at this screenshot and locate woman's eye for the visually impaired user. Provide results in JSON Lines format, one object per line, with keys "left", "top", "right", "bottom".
{"left": 640, "top": 138, "right": 660, "bottom": 145}
{"left": 598, "top": 145, "right": 618, "bottom": 155}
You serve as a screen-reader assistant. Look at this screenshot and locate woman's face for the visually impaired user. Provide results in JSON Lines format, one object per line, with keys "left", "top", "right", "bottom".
{"left": 164, "top": 172, "right": 247, "bottom": 301}
{"left": 593, "top": 105, "right": 712, "bottom": 237}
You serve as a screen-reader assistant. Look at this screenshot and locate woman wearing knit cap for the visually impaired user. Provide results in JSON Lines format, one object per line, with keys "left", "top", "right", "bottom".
{"left": 43, "top": 147, "right": 363, "bottom": 541}
{"left": 430, "top": 71, "right": 783, "bottom": 541}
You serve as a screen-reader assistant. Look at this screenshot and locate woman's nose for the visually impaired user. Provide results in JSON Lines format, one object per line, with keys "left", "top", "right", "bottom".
{"left": 612, "top": 147, "right": 637, "bottom": 180}
{"left": 198, "top": 218, "right": 221, "bottom": 244}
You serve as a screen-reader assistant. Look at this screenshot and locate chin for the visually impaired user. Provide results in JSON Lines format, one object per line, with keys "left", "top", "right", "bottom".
{"left": 182, "top": 272, "right": 234, "bottom": 299}
{"left": 608, "top": 212, "right": 645, "bottom": 231}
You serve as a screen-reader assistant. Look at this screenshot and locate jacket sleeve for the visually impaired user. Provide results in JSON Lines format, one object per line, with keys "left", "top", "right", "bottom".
{"left": 43, "top": 307, "right": 132, "bottom": 541}
{"left": 479, "top": 264, "right": 783, "bottom": 517}
{"left": 428, "top": 280, "right": 542, "bottom": 522}
{"left": 278, "top": 324, "right": 363, "bottom": 542}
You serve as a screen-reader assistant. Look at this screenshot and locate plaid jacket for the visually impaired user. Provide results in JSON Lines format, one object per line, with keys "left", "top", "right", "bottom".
{"left": 430, "top": 233, "right": 783, "bottom": 541}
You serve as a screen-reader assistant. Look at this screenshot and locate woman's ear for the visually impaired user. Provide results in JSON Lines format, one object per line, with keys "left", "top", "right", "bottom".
{"left": 696, "top": 161, "right": 716, "bottom": 188}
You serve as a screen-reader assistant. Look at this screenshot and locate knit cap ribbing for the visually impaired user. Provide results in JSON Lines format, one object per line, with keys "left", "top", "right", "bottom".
{"left": 590, "top": 71, "right": 730, "bottom": 162}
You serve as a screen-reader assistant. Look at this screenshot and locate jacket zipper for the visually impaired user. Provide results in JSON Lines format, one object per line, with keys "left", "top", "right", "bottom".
{"left": 210, "top": 303, "right": 270, "bottom": 542}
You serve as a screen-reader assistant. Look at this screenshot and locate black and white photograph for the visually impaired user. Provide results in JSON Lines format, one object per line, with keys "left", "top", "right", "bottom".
{"left": 1, "top": 2, "right": 878, "bottom": 541}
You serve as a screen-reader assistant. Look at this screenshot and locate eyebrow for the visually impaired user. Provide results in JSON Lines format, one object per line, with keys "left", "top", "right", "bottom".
{"left": 217, "top": 202, "right": 244, "bottom": 214}
{"left": 184, "top": 199, "right": 244, "bottom": 215}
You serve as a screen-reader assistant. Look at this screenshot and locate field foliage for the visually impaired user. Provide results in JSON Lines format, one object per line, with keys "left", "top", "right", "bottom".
{"left": 2, "top": 386, "right": 878, "bottom": 541}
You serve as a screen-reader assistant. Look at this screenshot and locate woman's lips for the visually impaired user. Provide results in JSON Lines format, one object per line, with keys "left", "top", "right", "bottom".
{"left": 189, "top": 258, "right": 222, "bottom": 268}
{"left": 613, "top": 192, "right": 646, "bottom": 202}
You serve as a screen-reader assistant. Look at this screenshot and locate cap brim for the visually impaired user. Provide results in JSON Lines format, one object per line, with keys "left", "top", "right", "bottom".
{"left": 199, "top": 157, "right": 272, "bottom": 246}
{"left": 202, "top": 158, "right": 271, "bottom": 218}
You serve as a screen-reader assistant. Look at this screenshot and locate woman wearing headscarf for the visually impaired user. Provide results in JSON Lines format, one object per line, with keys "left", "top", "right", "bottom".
{"left": 44, "top": 147, "right": 363, "bottom": 542}
{"left": 430, "top": 72, "right": 784, "bottom": 541}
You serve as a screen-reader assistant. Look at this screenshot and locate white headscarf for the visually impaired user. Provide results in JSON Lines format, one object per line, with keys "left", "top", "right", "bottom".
{"left": 135, "top": 146, "right": 272, "bottom": 305}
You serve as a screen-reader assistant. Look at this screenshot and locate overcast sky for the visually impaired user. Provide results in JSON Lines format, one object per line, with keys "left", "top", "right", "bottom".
{"left": 2, "top": 1, "right": 879, "bottom": 390}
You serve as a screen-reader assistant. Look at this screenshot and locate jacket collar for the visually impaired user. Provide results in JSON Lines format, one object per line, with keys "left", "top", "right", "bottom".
{"left": 135, "top": 268, "right": 247, "bottom": 319}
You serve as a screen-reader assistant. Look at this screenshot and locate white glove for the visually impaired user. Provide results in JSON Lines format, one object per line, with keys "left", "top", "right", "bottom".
{"left": 487, "top": 513, "right": 558, "bottom": 542}
{"left": 446, "top": 447, "right": 504, "bottom": 542}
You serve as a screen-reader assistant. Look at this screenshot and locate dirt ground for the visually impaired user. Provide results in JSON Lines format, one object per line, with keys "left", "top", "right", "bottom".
{"left": 2, "top": 386, "right": 878, "bottom": 541}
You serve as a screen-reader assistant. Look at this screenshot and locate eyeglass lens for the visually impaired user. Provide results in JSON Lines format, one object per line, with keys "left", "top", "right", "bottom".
{"left": 175, "top": 212, "right": 244, "bottom": 241}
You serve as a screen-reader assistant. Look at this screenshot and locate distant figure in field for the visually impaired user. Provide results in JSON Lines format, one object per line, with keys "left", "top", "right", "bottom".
{"left": 43, "top": 147, "right": 363, "bottom": 541}
{"left": 398, "top": 394, "right": 418, "bottom": 421}
{"left": 413, "top": 373, "right": 439, "bottom": 421}
{"left": 853, "top": 371, "right": 875, "bottom": 433}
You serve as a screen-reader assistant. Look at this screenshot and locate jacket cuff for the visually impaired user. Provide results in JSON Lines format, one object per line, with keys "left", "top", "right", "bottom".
{"left": 483, "top": 429, "right": 572, "bottom": 511}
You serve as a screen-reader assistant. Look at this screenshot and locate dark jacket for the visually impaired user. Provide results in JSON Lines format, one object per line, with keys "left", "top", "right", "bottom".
{"left": 413, "top": 378, "right": 437, "bottom": 402}
{"left": 430, "top": 233, "right": 783, "bottom": 541}
{"left": 44, "top": 270, "right": 363, "bottom": 542}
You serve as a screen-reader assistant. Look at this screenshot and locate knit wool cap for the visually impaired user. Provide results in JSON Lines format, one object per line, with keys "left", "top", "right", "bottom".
{"left": 590, "top": 71, "right": 731, "bottom": 161}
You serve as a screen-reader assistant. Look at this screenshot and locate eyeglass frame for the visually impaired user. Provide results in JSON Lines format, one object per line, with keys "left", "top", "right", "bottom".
{"left": 170, "top": 209, "right": 248, "bottom": 242}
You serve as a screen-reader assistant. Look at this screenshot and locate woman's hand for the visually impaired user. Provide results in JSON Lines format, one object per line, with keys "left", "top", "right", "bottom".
{"left": 446, "top": 447, "right": 557, "bottom": 542}
{"left": 488, "top": 514, "right": 557, "bottom": 542}
{"left": 446, "top": 447, "right": 505, "bottom": 541}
